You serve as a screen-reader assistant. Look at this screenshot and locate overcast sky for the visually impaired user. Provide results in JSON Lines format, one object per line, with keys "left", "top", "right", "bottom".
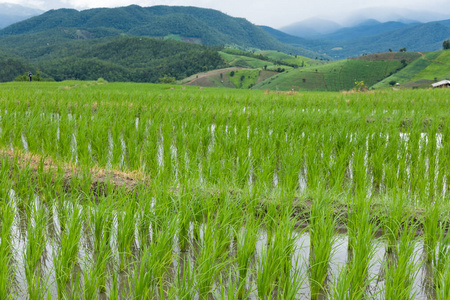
{"left": 2, "top": 0, "right": 450, "bottom": 28}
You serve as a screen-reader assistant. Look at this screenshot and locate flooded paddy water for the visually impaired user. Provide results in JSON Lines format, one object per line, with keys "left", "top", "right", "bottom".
{"left": 3, "top": 190, "right": 436, "bottom": 299}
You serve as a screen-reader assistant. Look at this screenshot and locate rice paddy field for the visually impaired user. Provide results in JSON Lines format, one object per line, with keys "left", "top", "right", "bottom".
{"left": 1, "top": 80, "right": 450, "bottom": 299}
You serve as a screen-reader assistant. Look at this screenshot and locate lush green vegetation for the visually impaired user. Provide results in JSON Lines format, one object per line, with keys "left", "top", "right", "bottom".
{"left": 257, "top": 50, "right": 319, "bottom": 67}
{"left": 373, "top": 51, "right": 450, "bottom": 89}
{"left": 255, "top": 57, "right": 406, "bottom": 91}
{"left": 0, "top": 51, "right": 34, "bottom": 82}
{"left": 0, "top": 5, "right": 320, "bottom": 58}
{"left": 276, "top": 20, "right": 450, "bottom": 59}
{"left": 0, "top": 82, "right": 450, "bottom": 299}
{"left": 0, "top": 36, "right": 224, "bottom": 82}
{"left": 228, "top": 69, "right": 260, "bottom": 88}
{"left": 219, "top": 51, "right": 275, "bottom": 69}
{"left": 410, "top": 51, "right": 450, "bottom": 81}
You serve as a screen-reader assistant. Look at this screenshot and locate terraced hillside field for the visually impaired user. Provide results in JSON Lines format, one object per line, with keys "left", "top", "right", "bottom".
{"left": 254, "top": 57, "right": 407, "bottom": 91}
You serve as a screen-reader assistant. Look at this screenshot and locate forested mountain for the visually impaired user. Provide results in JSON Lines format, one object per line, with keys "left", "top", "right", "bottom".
{"left": 319, "top": 19, "right": 417, "bottom": 41}
{"left": 327, "top": 21, "right": 450, "bottom": 58}
{"left": 0, "top": 5, "right": 320, "bottom": 58}
{"left": 0, "top": 4, "right": 328, "bottom": 83}
{"left": 0, "top": 49, "right": 34, "bottom": 82}
{"left": 0, "top": 36, "right": 225, "bottom": 82}
{"left": 270, "top": 19, "right": 450, "bottom": 59}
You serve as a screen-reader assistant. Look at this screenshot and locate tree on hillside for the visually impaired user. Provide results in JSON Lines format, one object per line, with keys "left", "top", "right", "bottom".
{"left": 399, "top": 48, "right": 407, "bottom": 52}
{"left": 444, "top": 40, "right": 450, "bottom": 50}
{"left": 159, "top": 75, "right": 176, "bottom": 84}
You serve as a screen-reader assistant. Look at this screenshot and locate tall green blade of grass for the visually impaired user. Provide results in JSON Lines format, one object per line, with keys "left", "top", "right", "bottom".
{"left": 309, "top": 191, "right": 337, "bottom": 300}
{"left": 0, "top": 199, "right": 16, "bottom": 299}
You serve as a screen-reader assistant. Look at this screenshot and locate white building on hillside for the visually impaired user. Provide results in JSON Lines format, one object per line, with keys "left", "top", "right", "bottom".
{"left": 432, "top": 80, "right": 450, "bottom": 88}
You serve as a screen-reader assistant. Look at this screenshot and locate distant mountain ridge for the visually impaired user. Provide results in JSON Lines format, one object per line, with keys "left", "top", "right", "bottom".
{"left": 0, "top": 5, "right": 321, "bottom": 58}
{"left": 319, "top": 19, "right": 419, "bottom": 41}
{"left": 0, "top": 3, "right": 43, "bottom": 29}
{"left": 279, "top": 17, "right": 342, "bottom": 38}
{"left": 267, "top": 18, "right": 450, "bottom": 59}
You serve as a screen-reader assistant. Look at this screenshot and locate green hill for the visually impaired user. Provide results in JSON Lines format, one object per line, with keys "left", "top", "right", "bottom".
{"left": 372, "top": 50, "right": 450, "bottom": 89}
{"left": 254, "top": 54, "right": 410, "bottom": 91}
{"left": 0, "top": 5, "right": 321, "bottom": 59}
{"left": 256, "top": 50, "right": 325, "bottom": 67}
{"left": 0, "top": 36, "right": 225, "bottom": 82}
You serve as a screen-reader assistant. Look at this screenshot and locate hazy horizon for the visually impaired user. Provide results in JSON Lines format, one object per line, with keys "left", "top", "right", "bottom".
{"left": 1, "top": 0, "right": 450, "bottom": 28}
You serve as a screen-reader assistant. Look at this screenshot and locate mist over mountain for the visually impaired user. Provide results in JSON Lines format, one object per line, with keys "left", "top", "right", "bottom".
{"left": 319, "top": 19, "right": 418, "bottom": 41}
{"left": 0, "top": 3, "right": 43, "bottom": 28}
{"left": 279, "top": 18, "right": 342, "bottom": 38}
{"left": 341, "top": 7, "right": 450, "bottom": 26}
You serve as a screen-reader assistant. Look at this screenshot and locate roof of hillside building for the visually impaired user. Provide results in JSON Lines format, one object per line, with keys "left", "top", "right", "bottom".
{"left": 432, "top": 80, "right": 450, "bottom": 88}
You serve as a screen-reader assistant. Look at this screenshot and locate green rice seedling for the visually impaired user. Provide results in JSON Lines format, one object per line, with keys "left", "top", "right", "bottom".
{"left": 82, "top": 260, "right": 98, "bottom": 300}
{"left": 24, "top": 200, "right": 49, "bottom": 299}
{"left": 337, "top": 196, "right": 377, "bottom": 299}
{"left": 431, "top": 218, "right": 450, "bottom": 290}
{"left": 64, "top": 274, "right": 82, "bottom": 300}
{"left": 277, "top": 255, "right": 305, "bottom": 300}
{"left": 271, "top": 210, "right": 301, "bottom": 286}
{"left": 53, "top": 200, "right": 83, "bottom": 298}
{"left": 309, "top": 191, "right": 338, "bottom": 300}
{"left": 130, "top": 213, "right": 177, "bottom": 299}
{"left": 137, "top": 192, "right": 153, "bottom": 250}
{"left": 264, "top": 199, "right": 279, "bottom": 246}
{"left": 0, "top": 200, "right": 16, "bottom": 299}
{"left": 83, "top": 241, "right": 111, "bottom": 297}
{"left": 215, "top": 267, "right": 251, "bottom": 300}
{"left": 109, "top": 267, "right": 120, "bottom": 300}
{"left": 117, "top": 200, "right": 137, "bottom": 271}
{"left": 381, "top": 189, "right": 408, "bottom": 254}
{"left": 212, "top": 197, "right": 237, "bottom": 257}
{"left": 236, "top": 216, "right": 259, "bottom": 299}
{"left": 422, "top": 199, "right": 447, "bottom": 267}
{"left": 436, "top": 257, "right": 450, "bottom": 300}
{"left": 256, "top": 240, "right": 280, "bottom": 300}
{"left": 174, "top": 255, "right": 197, "bottom": 300}
{"left": 190, "top": 191, "right": 206, "bottom": 242}
{"left": 174, "top": 191, "right": 192, "bottom": 253}
{"left": 88, "top": 195, "right": 114, "bottom": 253}
{"left": 196, "top": 212, "right": 232, "bottom": 300}
{"left": 382, "top": 222, "right": 419, "bottom": 300}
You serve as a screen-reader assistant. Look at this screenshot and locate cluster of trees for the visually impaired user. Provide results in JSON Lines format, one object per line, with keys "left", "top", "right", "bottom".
{"left": 15, "top": 72, "right": 54, "bottom": 82}
{"left": 444, "top": 40, "right": 450, "bottom": 50}
{"left": 0, "top": 55, "right": 32, "bottom": 82}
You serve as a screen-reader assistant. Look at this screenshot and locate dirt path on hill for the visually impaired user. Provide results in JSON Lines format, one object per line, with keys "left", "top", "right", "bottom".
{"left": 417, "top": 52, "right": 450, "bottom": 66}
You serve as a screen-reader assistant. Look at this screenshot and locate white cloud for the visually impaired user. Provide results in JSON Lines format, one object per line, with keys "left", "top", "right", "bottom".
{"left": 0, "top": 0, "right": 449, "bottom": 27}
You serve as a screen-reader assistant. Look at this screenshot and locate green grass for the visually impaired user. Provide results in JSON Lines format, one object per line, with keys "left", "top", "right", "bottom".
{"left": 255, "top": 58, "right": 404, "bottom": 91}
{"left": 219, "top": 51, "right": 274, "bottom": 69}
{"left": 411, "top": 51, "right": 450, "bottom": 81}
{"left": 372, "top": 51, "right": 444, "bottom": 89}
{"left": 228, "top": 69, "right": 261, "bottom": 88}
{"left": 258, "top": 50, "right": 317, "bottom": 66}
